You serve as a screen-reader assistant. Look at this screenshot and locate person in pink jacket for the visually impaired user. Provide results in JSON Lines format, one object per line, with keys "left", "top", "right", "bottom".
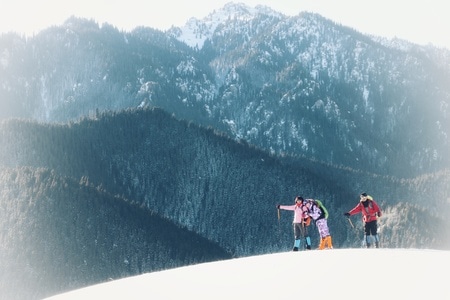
{"left": 344, "top": 193, "right": 382, "bottom": 248}
{"left": 277, "top": 196, "right": 312, "bottom": 251}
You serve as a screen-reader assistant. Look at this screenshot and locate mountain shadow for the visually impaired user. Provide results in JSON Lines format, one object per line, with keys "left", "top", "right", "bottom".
{"left": 0, "top": 166, "right": 231, "bottom": 300}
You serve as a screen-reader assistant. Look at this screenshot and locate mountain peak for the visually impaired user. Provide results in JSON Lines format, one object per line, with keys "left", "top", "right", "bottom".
{"left": 167, "top": 1, "right": 283, "bottom": 49}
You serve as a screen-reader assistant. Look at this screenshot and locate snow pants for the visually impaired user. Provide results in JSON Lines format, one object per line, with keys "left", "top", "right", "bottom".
{"left": 316, "top": 218, "right": 333, "bottom": 249}
{"left": 293, "top": 222, "right": 311, "bottom": 249}
{"left": 364, "top": 220, "right": 379, "bottom": 248}
{"left": 315, "top": 218, "right": 330, "bottom": 238}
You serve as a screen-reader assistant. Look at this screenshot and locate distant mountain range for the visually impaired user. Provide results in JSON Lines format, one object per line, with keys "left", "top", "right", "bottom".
{"left": 1, "top": 2, "right": 449, "bottom": 177}
{"left": 0, "top": 2, "right": 449, "bottom": 299}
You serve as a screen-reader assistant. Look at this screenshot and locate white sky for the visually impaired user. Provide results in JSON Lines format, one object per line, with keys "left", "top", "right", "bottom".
{"left": 1, "top": 0, "right": 449, "bottom": 49}
{"left": 45, "top": 249, "right": 449, "bottom": 300}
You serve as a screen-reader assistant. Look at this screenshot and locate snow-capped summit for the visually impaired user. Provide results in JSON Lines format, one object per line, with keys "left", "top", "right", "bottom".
{"left": 167, "top": 2, "right": 283, "bottom": 49}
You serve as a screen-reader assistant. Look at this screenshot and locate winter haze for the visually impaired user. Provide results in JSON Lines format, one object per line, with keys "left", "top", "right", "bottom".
{"left": 0, "top": 2, "right": 449, "bottom": 300}
{"left": 1, "top": 1, "right": 449, "bottom": 49}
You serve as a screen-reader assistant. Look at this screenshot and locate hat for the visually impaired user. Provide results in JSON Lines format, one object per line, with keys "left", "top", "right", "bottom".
{"left": 360, "top": 193, "right": 368, "bottom": 202}
{"left": 295, "top": 196, "right": 304, "bottom": 202}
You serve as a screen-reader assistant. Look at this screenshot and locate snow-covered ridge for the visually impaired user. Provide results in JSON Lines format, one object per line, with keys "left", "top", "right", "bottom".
{"left": 45, "top": 248, "right": 449, "bottom": 300}
{"left": 167, "top": 2, "right": 284, "bottom": 49}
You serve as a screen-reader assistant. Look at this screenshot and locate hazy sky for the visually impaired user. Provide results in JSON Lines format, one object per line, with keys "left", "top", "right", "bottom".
{"left": 1, "top": 0, "right": 449, "bottom": 49}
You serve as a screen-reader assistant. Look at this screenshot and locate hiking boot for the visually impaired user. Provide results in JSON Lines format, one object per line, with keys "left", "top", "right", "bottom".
{"left": 292, "top": 247, "right": 299, "bottom": 251}
{"left": 318, "top": 238, "right": 325, "bottom": 250}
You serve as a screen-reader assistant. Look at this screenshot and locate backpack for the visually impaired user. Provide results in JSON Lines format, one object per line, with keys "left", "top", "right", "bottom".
{"left": 314, "top": 199, "right": 329, "bottom": 219}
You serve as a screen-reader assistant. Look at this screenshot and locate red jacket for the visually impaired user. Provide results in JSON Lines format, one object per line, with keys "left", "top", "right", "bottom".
{"left": 348, "top": 199, "right": 382, "bottom": 223}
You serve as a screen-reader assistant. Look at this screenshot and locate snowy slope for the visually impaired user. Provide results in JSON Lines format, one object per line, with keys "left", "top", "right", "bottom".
{"left": 45, "top": 249, "right": 449, "bottom": 300}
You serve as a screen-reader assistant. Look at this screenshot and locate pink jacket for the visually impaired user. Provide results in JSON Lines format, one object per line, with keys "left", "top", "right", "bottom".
{"left": 279, "top": 203, "right": 308, "bottom": 223}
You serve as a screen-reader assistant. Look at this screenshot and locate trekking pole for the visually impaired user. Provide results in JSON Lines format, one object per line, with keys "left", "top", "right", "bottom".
{"left": 377, "top": 216, "right": 382, "bottom": 248}
{"left": 346, "top": 216, "right": 361, "bottom": 247}
{"left": 347, "top": 217, "right": 355, "bottom": 229}
{"left": 277, "top": 208, "right": 281, "bottom": 235}
{"left": 277, "top": 207, "right": 283, "bottom": 246}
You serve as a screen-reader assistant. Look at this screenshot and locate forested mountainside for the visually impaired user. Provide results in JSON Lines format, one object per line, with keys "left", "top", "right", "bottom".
{"left": 1, "top": 3, "right": 449, "bottom": 178}
{"left": 0, "top": 166, "right": 231, "bottom": 300}
{"left": 1, "top": 108, "right": 448, "bottom": 253}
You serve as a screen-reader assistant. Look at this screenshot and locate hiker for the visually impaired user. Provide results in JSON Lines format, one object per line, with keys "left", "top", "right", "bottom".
{"left": 344, "top": 193, "right": 382, "bottom": 248}
{"left": 305, "top": 199, "right": 333, "bottom": 249}
{"left": 277, "top": 196, "right": 312, "bottom": 251}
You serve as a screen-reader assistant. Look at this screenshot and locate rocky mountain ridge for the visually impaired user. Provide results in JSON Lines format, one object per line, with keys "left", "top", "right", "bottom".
{"left": 1, "top": 3, "right": 449, "bottom": 177}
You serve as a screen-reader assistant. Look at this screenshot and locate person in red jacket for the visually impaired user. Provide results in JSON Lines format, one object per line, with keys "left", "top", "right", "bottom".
{"left": 277, "top": 196, "right": 312, "bottom": 251}
{"left": 344, "top": 193, "right": 382, "bottom": 248}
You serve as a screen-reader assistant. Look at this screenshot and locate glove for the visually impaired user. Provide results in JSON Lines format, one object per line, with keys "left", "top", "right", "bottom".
{"left": 344, "top": 212, "right": 350, "bottom": 217}
{"left": 276, "top": 205, "right": 280, "bottom": 209}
